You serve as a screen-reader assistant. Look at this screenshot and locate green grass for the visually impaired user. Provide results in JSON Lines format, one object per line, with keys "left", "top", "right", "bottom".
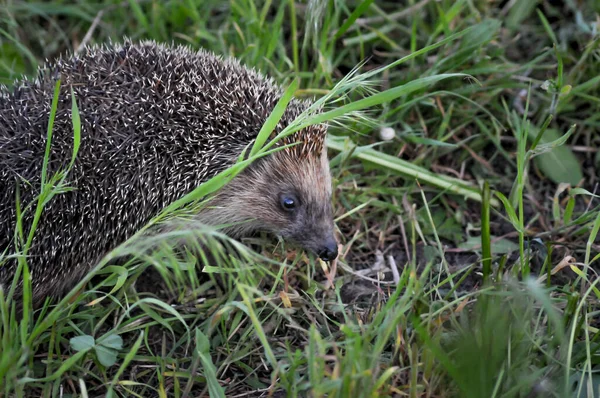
{"left": 1, "top": 0, "right": 600, "bottom": 396}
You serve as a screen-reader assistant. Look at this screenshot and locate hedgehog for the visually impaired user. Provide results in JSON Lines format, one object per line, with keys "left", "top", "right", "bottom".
{"left": 0, "top": 40, "right": 338, "bottom": 305}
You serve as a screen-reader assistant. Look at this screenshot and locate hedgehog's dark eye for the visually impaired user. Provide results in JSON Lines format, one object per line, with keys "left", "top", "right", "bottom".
{"left": 280, "top": 196, "right": 297, "bottom": 212}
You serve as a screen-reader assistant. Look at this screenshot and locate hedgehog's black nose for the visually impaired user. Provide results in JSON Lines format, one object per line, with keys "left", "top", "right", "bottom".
{"left": 318, "top": 239, "right": 338, "bottom": 262}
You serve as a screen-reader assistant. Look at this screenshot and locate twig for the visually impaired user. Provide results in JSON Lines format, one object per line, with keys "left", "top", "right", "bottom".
{"left": 387, "top": 255, "right": 400, "bottom": 284}
{"left": 76, "top": 10, "right": 104, "bottom": 54}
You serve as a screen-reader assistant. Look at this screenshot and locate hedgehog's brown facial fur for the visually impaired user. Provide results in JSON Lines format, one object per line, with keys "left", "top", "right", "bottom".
{"left": 197, "top": 134, "right": 337, "bottom": 261}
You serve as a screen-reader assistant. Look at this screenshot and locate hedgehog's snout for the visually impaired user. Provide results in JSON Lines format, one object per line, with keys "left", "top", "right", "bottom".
{"left": 281, "top": 219, "right": 338, "bottom": 262}
{"left": 317, "top": 237, "right": 338, "bottom": 262}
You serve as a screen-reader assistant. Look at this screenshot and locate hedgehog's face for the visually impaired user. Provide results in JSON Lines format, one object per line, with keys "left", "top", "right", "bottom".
{"left": 252, "top": 147, "right": 338, "bottom": 261}
{"left": 274, "top": 189, "right": 338, "bottom": 261}
{"left": 209, "top": 145, "right": 338, "bottom": 262}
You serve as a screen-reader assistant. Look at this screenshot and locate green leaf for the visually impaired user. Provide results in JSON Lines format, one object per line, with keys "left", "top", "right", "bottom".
{"left": 195, "top": 328, "right": 210, "bottom": 353}
{"left": 528, "top": 128, "right": 583, "bottom": 185}
{"left": 569, "top": 371, "right": 600, "bottom": 396}
{"left": 459, "top": 235, "right": 519, "bottom": 255}
{"left": 69, "top": 88, "right": 81, "bottom": 170}
{"left": 528, "top": 125, "right": 576, "bottom": 156}
{"left": 481, "top": 182, "right": 492, "bottom": 283}
{"left": 563, "top": 197, "right": 575, "bottom": 225}
{"left": 100, "top": 334, "right": 123, "bottom": 350}
{"left": 195, "top": 328, "right": 225, "bottom": 398}
{"left": 70, "top": 335, "right": 95, "bottom": 352}
{"left": 250, "top": 78, "right": 298, "bottom": 157}
{"left": 95, "top": 345, "right": 119, "bottom": 367}
{"left": 559, "top": 85, "right": 572, "bottom": 97}
{"left": 536, "top": 9, "right": 558, "bottom": 44}
{"left": 305, "top": 74, "right": 472, "bottom": 128}
{"left": 327, "top": 135, "right": 497, "bottom": 206}
{"left": 495, "top": 191, "right": 522, "bottom": 232}
{"left": 585, "top": 211, "right": 600, "bottom": 265}
{"left": 570, "top": 188, "right": 600, "bottom": 198}
{"left": 70, "top": 334, "right": 123, "bottom": 367}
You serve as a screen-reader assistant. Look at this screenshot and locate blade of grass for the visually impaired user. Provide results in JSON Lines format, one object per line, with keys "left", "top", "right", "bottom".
{"left": 250, "top": 78, "right": 299, "bottom": 157}
{"left": 481, "top": 181, "right": 492, "bottom": 284}
{"left": 327, "top": 135, "right": 498, "bottom": 205}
